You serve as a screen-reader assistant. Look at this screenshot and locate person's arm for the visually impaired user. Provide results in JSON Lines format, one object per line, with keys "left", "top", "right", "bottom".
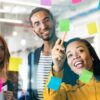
{"left": 5, "top": 80, "right": 17, "bottom": 100}
{"left": 43, "top": 38, "right": 73, "bottom": 99}
{"left": 43, "top": 69, "right": 73, "bottom": 100}
{"left": 52, "top": 39, "right": 66, "bottom": 72}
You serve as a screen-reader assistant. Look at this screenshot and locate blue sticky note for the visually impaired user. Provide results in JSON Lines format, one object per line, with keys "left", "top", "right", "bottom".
{"left": 48, "top": 76, "right": 62, "bottom": 91}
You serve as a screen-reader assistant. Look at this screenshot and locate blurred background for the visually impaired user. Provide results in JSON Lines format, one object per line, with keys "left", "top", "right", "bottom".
{"left": 0, "top": 0, "right": 100, "bottom": 98}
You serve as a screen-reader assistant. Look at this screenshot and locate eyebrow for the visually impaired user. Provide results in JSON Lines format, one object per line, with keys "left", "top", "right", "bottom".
{"left": 76, "top": 46, "right": 84, "bottom": 49}
{"left": 66, "top": 46, "right": 84, "bottom": 55}
{"left": 44, "top": 16, "right": 49, "bottom": 19}
{"left": 33, "top": 21, "right": 39, "bottom": 25}
{"left": 33, "top": 16, "right": 50, "bottom": 25}
{"left": 66, "top": 51, "right": 71, "bottom": 55}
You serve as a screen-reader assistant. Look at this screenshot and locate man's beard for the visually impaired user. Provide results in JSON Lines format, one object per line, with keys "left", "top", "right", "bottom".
{"left": 43, "top": 37, "right": 50, "bottom": 41}
{"left": 43, "top": 28, "right": 55, "bottom": 41}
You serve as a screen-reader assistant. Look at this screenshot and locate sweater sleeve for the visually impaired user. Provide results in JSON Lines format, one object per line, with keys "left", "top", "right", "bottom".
{"left": 43, "top": 68, "right": 73, "bottom": 100}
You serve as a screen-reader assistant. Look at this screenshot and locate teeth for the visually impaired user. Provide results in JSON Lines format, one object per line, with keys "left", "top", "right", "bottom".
{"left": 74, "top": 61, "right": 83, "bottom": 67}
{"left": 44, "top": 31, "right": 48, "bottom": 33}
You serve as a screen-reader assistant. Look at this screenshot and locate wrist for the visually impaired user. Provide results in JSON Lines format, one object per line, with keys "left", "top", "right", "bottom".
{"left": 53, "top": 65, "right": 63, "bottom": 72}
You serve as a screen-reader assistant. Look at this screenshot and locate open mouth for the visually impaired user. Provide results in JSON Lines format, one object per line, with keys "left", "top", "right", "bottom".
{"left": 74, "top": 61, "right": 84, "bottom": 69}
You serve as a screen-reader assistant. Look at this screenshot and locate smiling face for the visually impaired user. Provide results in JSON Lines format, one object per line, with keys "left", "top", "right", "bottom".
{"left": 31, "top": 11, "right": 55, "bottom": 41}
{"left": 66, "top": 41, "right": 93, "bottom": 75}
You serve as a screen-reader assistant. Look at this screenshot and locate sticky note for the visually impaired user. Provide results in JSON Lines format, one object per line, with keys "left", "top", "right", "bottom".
{"left": 87, "top": 22, "right": 97, "bottom": 34}
{"left": 41, "top": 0, "right": 51, "bottom": 6}
{"left": 71, "top": 0, "right": 82, "bottom": 4}
{"left": 8, "top": 57, "right": 22, "bottom": 71}
{"left": 48, "top": 76, "right": 62, "bottom": 91}
{"left": 79, "top": 69, "right": 93, "bottom": 83}
{"left": 0, "top": 79, "right": 2, "bottom": 92}
{"left": 59, "top": 19, "right": 70, "bottom": 32}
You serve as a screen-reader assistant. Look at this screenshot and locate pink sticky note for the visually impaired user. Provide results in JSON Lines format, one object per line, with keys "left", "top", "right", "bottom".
{"left": 0, "top": 79, "right": 2, "bottom": 92}
{"left": 41, "top": 0, "right": 51, "bottom": 6}
{"left": 71, "top": 0, "right": 82, "bottom": 4}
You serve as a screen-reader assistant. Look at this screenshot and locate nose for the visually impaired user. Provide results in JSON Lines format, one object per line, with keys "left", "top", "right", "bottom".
{"left": 41, "top": 22, "right": 47, "bottom": 30}
{"left": 73, "top": 52, "right": 80, "bottom": 59}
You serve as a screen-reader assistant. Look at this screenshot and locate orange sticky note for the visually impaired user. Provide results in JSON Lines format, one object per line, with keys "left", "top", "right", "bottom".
{"left": 8, "top": 57, "right": 22, "bottom": 71}
{"left": 87, "top": 22, "right": 97, "bottom": 34}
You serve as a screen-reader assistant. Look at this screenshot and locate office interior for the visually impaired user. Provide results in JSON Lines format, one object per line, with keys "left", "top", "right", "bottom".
{"left": 0, "top": 0, "right": 100, "bottom": 99}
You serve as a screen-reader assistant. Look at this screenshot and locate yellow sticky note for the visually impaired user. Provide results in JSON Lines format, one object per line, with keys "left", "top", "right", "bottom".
{"left": 8, "top": 57, "right": 22, "bottom": 71}
{"left": 87, "top": 22, "right": 97, "bottom": 34}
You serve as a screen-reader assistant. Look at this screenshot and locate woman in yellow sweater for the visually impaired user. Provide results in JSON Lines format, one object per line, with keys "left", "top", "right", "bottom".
{"left": 43, "top": 38, "right": 100, "bottom": 100}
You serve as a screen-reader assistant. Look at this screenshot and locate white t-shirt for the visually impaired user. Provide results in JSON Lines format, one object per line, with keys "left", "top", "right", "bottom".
{"left": 36, "top": 52, "right": 52, "bottom": 100}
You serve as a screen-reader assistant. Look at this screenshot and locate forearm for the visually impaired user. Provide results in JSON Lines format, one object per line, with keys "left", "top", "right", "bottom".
{"left": 43, "top": 69, "right": 65, "bottom": 100}
{"left": 52, "top": 66, "right": 63, "bottom": 78}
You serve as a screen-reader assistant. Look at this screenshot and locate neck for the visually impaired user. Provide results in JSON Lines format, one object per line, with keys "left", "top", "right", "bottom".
{"left": 43, "top": 36, "right": 57, "bottom": 55}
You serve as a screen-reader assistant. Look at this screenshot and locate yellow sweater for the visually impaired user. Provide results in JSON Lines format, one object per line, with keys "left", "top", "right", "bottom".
{"left": 43, "top": 70, "right": 100, "bottom": 100}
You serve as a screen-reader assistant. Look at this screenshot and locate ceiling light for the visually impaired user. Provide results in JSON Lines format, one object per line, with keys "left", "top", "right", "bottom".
{"left": 20, "top": 39, "right": 26, "bottom": 46}
{"left": 0, "top": 18, "right": 23, "bottom": 24}
{"left": 12, "top": 31, "right": 18, "bottom": 36}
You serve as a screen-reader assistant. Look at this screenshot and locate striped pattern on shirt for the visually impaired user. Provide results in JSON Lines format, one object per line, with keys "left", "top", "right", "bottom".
{"left": 36, "top": 52, "right": 52, "bottom": 100}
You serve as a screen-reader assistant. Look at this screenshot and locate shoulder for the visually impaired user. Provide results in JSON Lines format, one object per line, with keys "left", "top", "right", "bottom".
{"left": 28, "top": 44, "right": 44, "bottom": 65}
{"left": 28, "top": 44, "right": 44, "bottom": 56}
{"left": 34, "top": 44, "right": 44, "bottom": 53}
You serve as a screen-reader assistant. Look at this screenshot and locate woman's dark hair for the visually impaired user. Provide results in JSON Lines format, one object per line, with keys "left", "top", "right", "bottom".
{"left": 29, "top": 7, "right": 54, "bottom": 26}
{"left": 66, "top": 37, "right": 100, "bottom": 76}
{"left": 0, "top": 35, "right": 10, "bottom": 70}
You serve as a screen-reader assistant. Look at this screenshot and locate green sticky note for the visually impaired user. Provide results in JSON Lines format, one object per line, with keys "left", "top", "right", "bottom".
{"left": 87, "top": 22, "right": 97, "bottom": 34}
{"left": 79, "top": 69, "right": 93, "bottom": 83}
{"left": 59, "top": 19, "right": 70, "bottom": 32}
{"left": 8, "top": 57, "right": 22, "bottom": 71}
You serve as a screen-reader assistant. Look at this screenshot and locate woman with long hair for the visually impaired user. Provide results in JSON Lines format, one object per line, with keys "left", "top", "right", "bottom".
{"left": 0, "top": 35, "right": 15, "bottom": 100}
{"left": 44, "top": 38, "right": 100, "bottom": 100}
